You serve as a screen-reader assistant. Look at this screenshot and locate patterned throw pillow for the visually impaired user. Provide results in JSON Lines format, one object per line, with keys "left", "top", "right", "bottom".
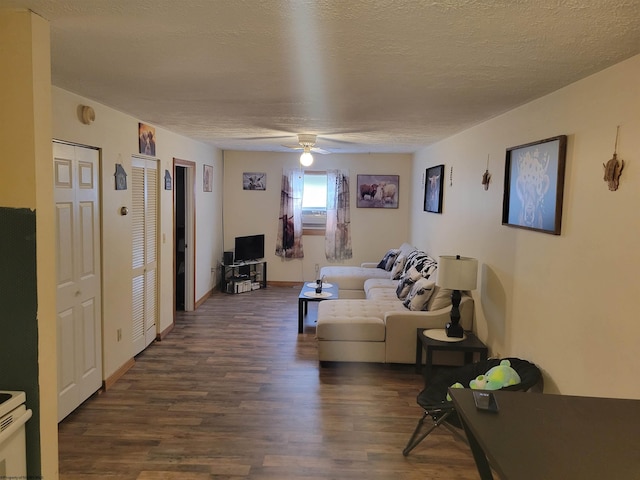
{"left": 403, "top": 277, "right": 436, "bottom": 311}
{"left": 390, "top": 254, "right": 407, "bottom": 279}
{"left": 404, "top": 250, "right": 429, "bottom": 272}
{"left": 402, "top": 249, "right": 423, "bottom": 274}
{"left": 377, "top": 249, "right": 400, "bottom": 271}
{"left": 402, "top": 250, "right": 437, "bottom": 277}
{"left": 420, "top": 258, "right": 438, "bottom": 279}
{"left": 395, "top": 266, "right": 422, "bottom": 299}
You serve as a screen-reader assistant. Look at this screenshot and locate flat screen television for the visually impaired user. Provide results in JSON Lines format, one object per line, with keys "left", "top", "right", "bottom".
{"left": 234, "top": 234, "right": 265, "bottom": 262}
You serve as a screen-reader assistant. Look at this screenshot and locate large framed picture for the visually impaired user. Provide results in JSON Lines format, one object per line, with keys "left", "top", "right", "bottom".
{"left": 424, "top": 164, "right": 444, "bottom": 213}
{"left": 502, "top": 135, "right": 567, "bottom": 235}
{"left": 356, "top": 174, "right": 399, "bottom": 208}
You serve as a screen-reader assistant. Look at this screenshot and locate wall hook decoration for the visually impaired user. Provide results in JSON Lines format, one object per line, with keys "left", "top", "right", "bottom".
{"left": 481, "top": 154, "right": 491, "bottom": 190}
{"left": 114, "top": 163, "right": 127, "bottom": 190}
{"left": 603, "top": 126, "right": 624, "bottom": 191}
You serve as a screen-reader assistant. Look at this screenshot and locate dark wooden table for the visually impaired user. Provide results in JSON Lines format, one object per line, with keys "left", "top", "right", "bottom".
{"left": 298, "top": 282, "right": 339, "bottom": 333}
{"left": 449, "top": 388, "right": 640, "bottom": 480}
{"left": 415, "top": 328, "right": 488, "bottom": 376}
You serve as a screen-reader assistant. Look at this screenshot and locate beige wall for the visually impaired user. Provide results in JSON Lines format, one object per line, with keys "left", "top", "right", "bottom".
{"left": 411, "top": 54, "right": 640, "bottom": 399}
{"left": 223, "top": 151, "right": 412, "bottom": 281}
{"left": 0, "top": 10, "right": 57, "bottom": 479}
{"left": 51, "top": 87, "right": 224, "bottom": 378}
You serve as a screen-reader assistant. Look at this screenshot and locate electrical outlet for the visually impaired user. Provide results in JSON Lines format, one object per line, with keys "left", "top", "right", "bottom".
{"left": 117, "top": 328, "right": 122, "bottom": 342}
{"left": 315, "top": 263, "right": 319, "bottom": 276}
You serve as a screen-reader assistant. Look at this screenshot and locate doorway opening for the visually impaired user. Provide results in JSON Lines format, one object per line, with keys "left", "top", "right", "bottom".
{"left": 175, "top": 166, "right": 186, "bottom": 310}
{"left": 173, "top": 159, "right": 195, "bottom": 313}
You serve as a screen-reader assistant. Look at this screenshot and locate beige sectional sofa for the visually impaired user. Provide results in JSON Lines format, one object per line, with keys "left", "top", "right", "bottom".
{"left": 319, "top": 242, "right": 418, "bottom": 298}
{"left": 316, "top": 244, "right": 474, "bottom": 364}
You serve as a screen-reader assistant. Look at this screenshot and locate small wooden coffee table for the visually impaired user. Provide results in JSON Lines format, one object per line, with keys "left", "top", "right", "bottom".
{"left": 298, "top": 282, "right": 339, "bottom": 333}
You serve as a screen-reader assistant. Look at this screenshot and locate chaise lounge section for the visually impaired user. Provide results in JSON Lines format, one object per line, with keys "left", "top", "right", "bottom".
{"left": 319, "top": 243, "right": 417, "bottom": 299}
{"left": 316, "top": 245, "right": 475, "bottom": 364}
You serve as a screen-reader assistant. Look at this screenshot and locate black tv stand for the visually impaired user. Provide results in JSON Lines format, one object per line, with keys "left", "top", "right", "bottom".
{"left": 221, "top": 260, "right": 267, "bottom": 294}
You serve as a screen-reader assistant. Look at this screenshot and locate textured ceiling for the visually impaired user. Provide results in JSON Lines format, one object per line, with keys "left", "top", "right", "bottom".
{"left": 3, "top": 0, "right": 640, "bottom": 153}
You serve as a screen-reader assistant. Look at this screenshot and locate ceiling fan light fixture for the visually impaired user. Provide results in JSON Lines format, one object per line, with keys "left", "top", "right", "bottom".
{"left": 300, "top": 148, "right": 314, "bottom": 166}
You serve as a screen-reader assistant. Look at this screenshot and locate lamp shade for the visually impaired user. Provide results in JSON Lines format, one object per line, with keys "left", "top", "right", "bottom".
{"left": 436, "top": 255, "right": 478, "bottom": 290}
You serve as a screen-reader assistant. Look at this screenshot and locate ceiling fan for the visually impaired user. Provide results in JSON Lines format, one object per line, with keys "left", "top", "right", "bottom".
{"left": 283, "top": 134, "right": 330, "bottom": 166}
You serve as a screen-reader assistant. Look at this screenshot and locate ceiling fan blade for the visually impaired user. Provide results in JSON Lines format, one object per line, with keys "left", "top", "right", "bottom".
{"left": 241, "top": 135, "right": 293, "bottom": 141}
{"left": 283, "top": 144, "right": 304, "bottom": 150}
{"left": 310, "top": 147, "right": 331, "bottom": 154}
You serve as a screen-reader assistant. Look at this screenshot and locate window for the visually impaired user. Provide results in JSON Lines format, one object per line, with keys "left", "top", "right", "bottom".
{"left": 302, "top": 171, "right": 326, "bottom": 232}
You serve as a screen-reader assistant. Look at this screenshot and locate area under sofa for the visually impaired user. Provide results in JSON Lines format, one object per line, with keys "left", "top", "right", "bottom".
{"left": 316, "top": 245, "right": 475, "bottom": 364}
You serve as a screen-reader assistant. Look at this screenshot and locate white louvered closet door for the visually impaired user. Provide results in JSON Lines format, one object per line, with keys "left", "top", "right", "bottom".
{"left": 131, "top": 157, "right": 158, "bottom": 356}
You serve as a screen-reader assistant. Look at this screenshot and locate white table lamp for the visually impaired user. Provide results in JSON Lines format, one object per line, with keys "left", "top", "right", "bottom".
{"left": 437, "top": 255, "right": 478, "bottom": 338}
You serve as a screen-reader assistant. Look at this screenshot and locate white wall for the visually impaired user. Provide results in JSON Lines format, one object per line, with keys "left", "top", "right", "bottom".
{"left": 223, "top": 151, "right": 412, "bottom": 281}
{"left": 411, "top": 55, "right": 640, "bottom": 398}
{"left": 52, "top": 87, "right": 224, "bottom": 379}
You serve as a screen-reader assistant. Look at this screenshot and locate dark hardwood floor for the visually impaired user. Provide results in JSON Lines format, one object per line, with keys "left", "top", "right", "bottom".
{"left": 58, "top": 286, "right": 478, "bottom": 479}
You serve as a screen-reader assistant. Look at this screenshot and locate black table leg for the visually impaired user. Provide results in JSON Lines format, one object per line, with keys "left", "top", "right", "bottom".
{"left": 415, "top": 334, "right": 423, "bottom": 374}
{"left": 298, "top": 298, "right": 305, "bottom": 333}
{"left": 425, "top": 347, "right": 434, "bottom": 383}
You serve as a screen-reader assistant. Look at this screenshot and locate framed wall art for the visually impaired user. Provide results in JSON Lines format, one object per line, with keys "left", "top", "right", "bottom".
{"left": 243, "top": 172, "right": 266, "bottom": 190}
{"left": 138, "top": 123, "right": 156, "bottom": 156}
{"left": 502, "top": 135, "right": 567, "bottom": 235}
{"left": 203, "top": 164, "right": 213, "bottom": 192}
{"left": 356, "top": 174, "right": 399, "bottom": 208}
{"left": 424, "top": 164, "right": 444, "bottom": 213}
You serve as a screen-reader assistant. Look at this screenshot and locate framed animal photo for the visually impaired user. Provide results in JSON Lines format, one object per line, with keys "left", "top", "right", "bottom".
{"left": 424, "top": 165, "right": 444, "bottom": 213}
{"left": 502, "top": 135, "right": 567, "bottom": 235}
{"left": 356, "top": 174, "right": 399, "bottom": 208}
{"left": 243, "top": 172, "right": 266, "bottom": 190}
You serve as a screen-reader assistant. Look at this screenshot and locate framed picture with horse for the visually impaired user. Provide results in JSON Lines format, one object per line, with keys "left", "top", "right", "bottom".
{"left": 502, "top": 135, "right": 567, "bottom": 235}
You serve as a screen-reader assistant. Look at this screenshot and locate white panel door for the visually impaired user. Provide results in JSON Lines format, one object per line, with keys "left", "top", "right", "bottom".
{"left": 131, "top": 157, "right": 158, "bottom": 356}
{"left": 54, "top": 142, "right": 102, "bottom": 422}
